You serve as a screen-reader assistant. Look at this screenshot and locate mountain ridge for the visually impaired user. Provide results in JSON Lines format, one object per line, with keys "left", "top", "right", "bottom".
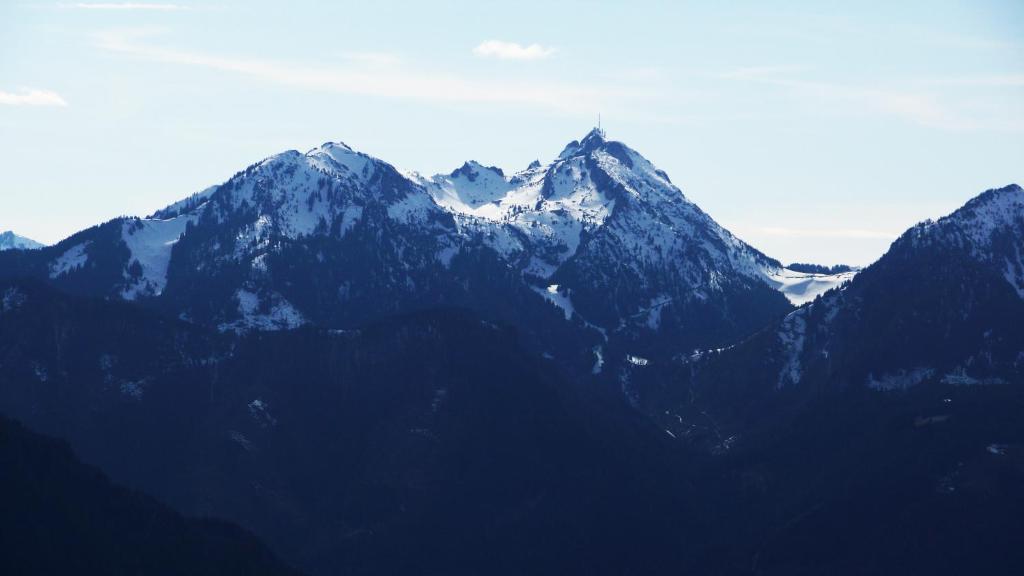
{"left": 628, "top": 182, "right": 1024, "bottom": 447}
{"left": 0, "top": 130, "right": 844, "bottom": 368}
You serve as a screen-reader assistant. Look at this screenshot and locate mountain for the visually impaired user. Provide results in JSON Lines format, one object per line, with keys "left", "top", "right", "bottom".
{"left": 2, "top": 178, "right": 1020, "bottom": 575}
{"left": 7, "top": 129, "right": 1022, "bottom": 574}
{"left": 417, "top": 129, "right": 797, "bottom": 350}
{"left": 0, "top": 130, "right": 849, "bottom": 373}
{"left": 1, "top": 155, "right": 1021, "bottom": 574}
{"left": 627, "top": 184, "right": 1024, "bottom": 443}
{"left": 606, "top": 185, "right": 1024, "bottom": 575}
{"left": 0, "top": 414, "right": 301, "bottom": 576}
{"left": 0, "top": 230, "right": 43, "bottom": 251}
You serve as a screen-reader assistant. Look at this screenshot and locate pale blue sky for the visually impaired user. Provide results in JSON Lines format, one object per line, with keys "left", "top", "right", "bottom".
{"left": 2, "top": 0, "right": 1022, "bottom": 265}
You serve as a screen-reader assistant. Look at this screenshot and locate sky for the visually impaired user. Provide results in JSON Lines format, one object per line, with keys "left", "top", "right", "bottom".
{"left": 1, "top": 0, "right": 1022, "bottom": 266}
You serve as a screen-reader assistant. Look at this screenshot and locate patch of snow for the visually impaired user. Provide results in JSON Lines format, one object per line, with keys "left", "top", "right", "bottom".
{"left": 121, "top": 216, "right": 193, "bottom": 299}
{"left": 776, "top": 311, "right": 807, "bottom": 388}
{"left": 387, "top": 190, "right": 438, "bottom": 224}
{"left": 339, "top": 205, "right": 363, "bottom": 236}
{"left": 1, "top": 287, "right": 27, "bottom": 313}
{"left": 987, "top": 443, "right": 1009, "bottom": 455}
{"left": 248, "top": 398, "right": 278, "bottom": 427}
{"left": 424, "top": 147, "right": 616, "bottom": 275}
{"left": 592, "top": 345, "right": 605, "bottom": 374}
{"left": 764, "top": 267, "right": 858, "bottom": 305}
{"left": 711, "top": 435, "right": 739, "bottom": 456}
{"left": 222, "top": 289, "right": 306, "bottom": 332}
{"left": 867, "top": 367, "right": 935, "bottom": 391}
{"left": 306, "top": 141, "right": 374, "bottom": 184}
{"left": 626, "top": 354, "right": 649, "bottom": 366}
{"left": 150, "top": 185, "right": 216, "bottom": 219}
{"left": 1002, "top": 246, "right": 1024, "bottom": 298}
{"left": 645, "top": 301, "right": 665, "bottom": 330}
{"left": 941, "top": 367, "right": 1007, "bottom": 386}
{"left": 49, "top": 242, "right": 90, "bottom": 278}
{"left": 622, "top": 295, "right": 672, "bottom": 331}
{"left": 684, "top": 342, "right": 737, "bottom": 364}
{"left": 428, "top": 161, "right": 511, "bottom": 216}
{"left": 436, "top": 244, "right": 460, "bottom": 268}
{"left": 534, "top": 283, "right": 575, "bottom": 320}
{"left": 911, "top": 185, "right": 1024, "bottom": 298}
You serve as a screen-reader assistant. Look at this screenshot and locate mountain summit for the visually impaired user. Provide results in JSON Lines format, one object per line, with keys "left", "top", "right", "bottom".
{"left": 0, "top": 131, "right": 853, "bottom": 366}
{"left": 424, "top": 129, "right": 798, "bottom": 352}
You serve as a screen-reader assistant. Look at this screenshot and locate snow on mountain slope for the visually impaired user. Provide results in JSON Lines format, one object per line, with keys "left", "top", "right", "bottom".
{"left": 918, "top": 184, "right": 1024, "bottom": 250}
{"left": 421, "top": 129, "right": 798, "bottom": 344}
{"left": 637, "top": 184, "right": 1024, "bottom": 447}
{"left": 149, "top": 185, "right": 217, "bottom": 220}
{"left": 148, "top": 129, "right": 796, "bottom": 343}
{"left": 121, "top": 215, "right": 194, "bottom": 300}
{"left": 158, "top": 141, "right": 442, "bottom": 249}
{"left": 49, "top": 242, "right": 90, "bottom": 278}
{"left": 155, "top": 141, "right": 450, "bottom": 274}
{"left": 767, "top": 183, "right": 1024, "bottom": 389}
{"left": 766, "top": 267, "right": 858, "bottom": 305}
{"left": 425, "top": 129, "right": 788, "bottom": 294}
{"left": 423, "top": 135, "right": 617, "bottom": 278}
{"left": 425, "top": 161, "right": 512, "bottom": 219}
{"left": 906, "top": 184, "right": 1024, "bottom": 297}
{"left": 0, "top": 231, "right": 44, "bottom": 251}
{"left": 13, "top": 130, "right": 826, "bottom": 350}
{"left": 220, "top": 288, "right": 306, "bottom": 332}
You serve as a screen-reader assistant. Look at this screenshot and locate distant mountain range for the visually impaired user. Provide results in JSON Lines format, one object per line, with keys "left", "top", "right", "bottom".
{"left": 0, "top": 131, "right": 1021, "bottom": 575}
{"left": 0, "top": 231, "right": 43, "bottom": 251}
{"left": 0, "top": 130, "right": 852, "bottom": 372}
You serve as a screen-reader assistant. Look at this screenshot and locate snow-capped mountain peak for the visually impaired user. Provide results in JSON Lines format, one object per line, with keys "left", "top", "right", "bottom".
{"left": 7, "top": 132, "right": 837, "bottom": 351}
{"left": 932, "top": 183, "right": 1023, "bottom": 245}
{"left": 908, "top": 184, "right": 1022, "bottom": 245}
{"left": 903, "top": 183, "right": 1024, "bottom": 297}
{"left": 305, "top": 141, "right": 377, "bottom": 185}
{"left": 558, "top": 127, "right": 606, "bottom": 159}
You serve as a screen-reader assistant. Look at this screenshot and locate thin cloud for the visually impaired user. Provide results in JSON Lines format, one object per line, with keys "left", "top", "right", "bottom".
{"left": 338, "top": 51, "right": 401, "bottom": 67}
{"left": 94, "top": 30, "right": 615, "bottom": 111}
{"left": 721, "top": 66, "right": 1016, "bottom": 132}
{"left": 0, "top": 88, "right": 68, "bottom": 107}
{"left": 719, "top": 65, "right": 807, "bottom": 80}
{"left": 472, "top": 40, "right": 555, "bottom": 61}
{"left": 923, "top": 75, "right": 1024, "bottom": 87}
{"left": 781, "top": 79, "right": 993, "bottom": 132}
{"left": 71, "top": 2, "right": 189, "bottom": 10}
